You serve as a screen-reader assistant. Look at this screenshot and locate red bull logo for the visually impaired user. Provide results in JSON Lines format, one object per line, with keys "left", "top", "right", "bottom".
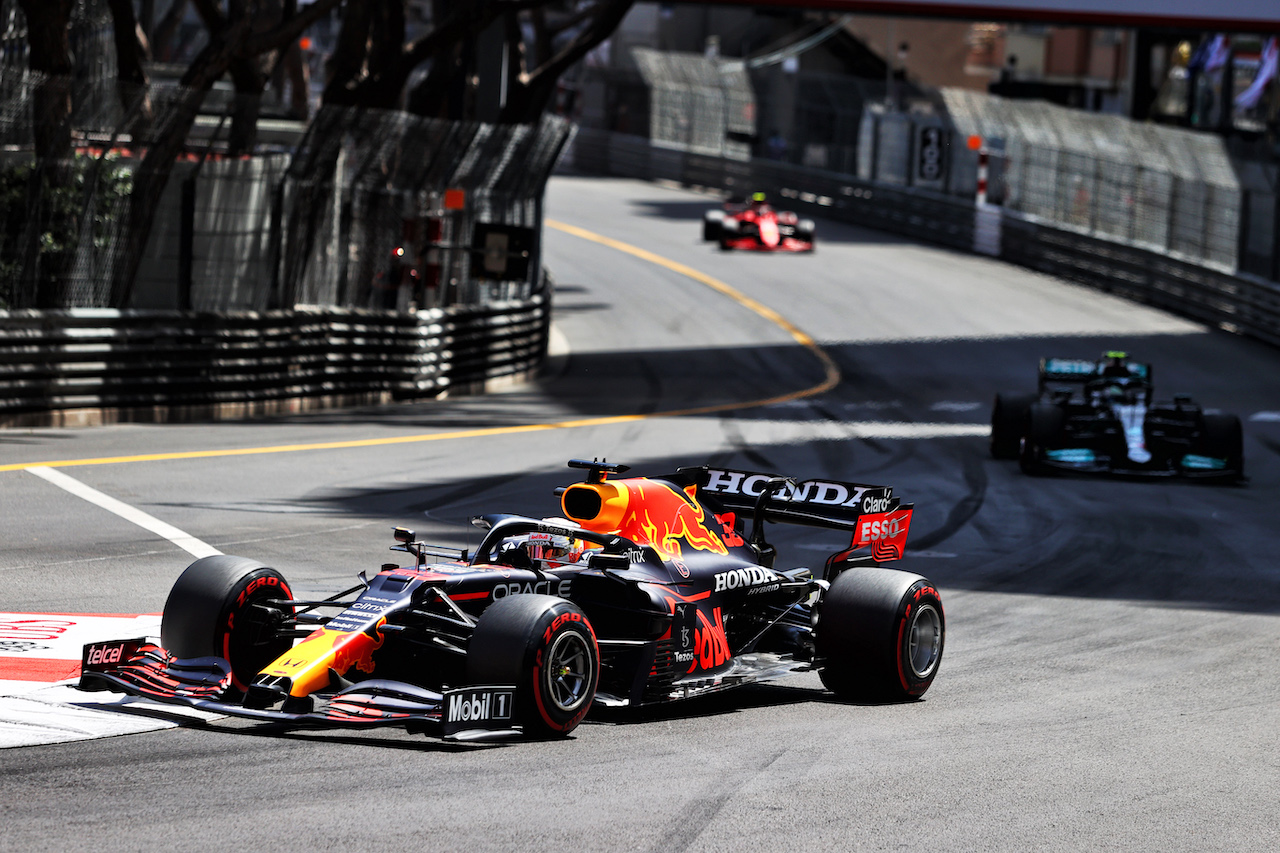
{"left": 692, "top": 607, "right": 731, "bottom": 672}
{"left": 565, "top": 479, "right": 728, "bottom": 562}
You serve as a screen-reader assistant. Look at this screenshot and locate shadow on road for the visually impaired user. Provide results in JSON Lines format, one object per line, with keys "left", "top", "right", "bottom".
{"left": 173, "top": 329, "right": 1280, "bottom": 615}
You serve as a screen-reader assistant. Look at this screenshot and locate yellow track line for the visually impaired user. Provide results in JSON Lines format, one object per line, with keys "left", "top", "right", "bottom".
{"left": 0, "top": 222, "right": 840, "bottom": 472}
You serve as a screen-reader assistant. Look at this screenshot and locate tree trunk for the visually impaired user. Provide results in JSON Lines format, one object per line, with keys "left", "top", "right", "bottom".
{"left": 322, "top": 1, "right": 373, "bottom": 105}
{"left": 501, "top": 1, "right": 634, "bottom": 124}
{"left": 280, "top": 41, "right": 311, "bottom": 119}
{"left": 18, "top": 0, "right": 75, "bottom": 308}
{"left": 19, "top": 0, "right": 74, "bottom": 160}
{"left": 107, "top": 0, "right": 155, "bottom": 138}
{"left": 227, "top": 57, "right": 267, "bottom": 155}
{"left": 108, "top": 0, "right": 341, "bottom": 307}
{"left": 109, "top": 21, "right": 253, "bottom": 307}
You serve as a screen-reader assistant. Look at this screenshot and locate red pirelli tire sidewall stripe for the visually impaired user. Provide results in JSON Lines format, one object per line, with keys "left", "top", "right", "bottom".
{"left": 222, "top": 577, "right": 294, "bottom": 693}
{"left": 531, "top": 612, "right": 599, "bottom": 733}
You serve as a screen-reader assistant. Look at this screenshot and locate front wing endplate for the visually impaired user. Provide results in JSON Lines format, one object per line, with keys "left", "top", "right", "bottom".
{"left": 78, "top": 639, "right": 519, "bottom": 741}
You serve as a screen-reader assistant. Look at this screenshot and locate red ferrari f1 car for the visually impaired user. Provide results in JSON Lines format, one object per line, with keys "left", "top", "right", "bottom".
{"left": 703, "top": 193, "right": 815, "bottom": 252}
{"left": 80, "top": 460, "right": 943, "bottom": 741}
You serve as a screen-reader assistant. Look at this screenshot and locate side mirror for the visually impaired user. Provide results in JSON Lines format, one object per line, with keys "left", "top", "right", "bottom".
{"left": 588, "top": 552, "right": 631, "bottom": 572}
{"left": 394, "top": 527, "right": 415, "bottom": 544}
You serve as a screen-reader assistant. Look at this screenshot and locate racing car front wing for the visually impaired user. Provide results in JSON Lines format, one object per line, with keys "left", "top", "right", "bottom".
{"left": 1038, "top": 449, "right": 1241, "bottom": 479}
{"left": 79, "top": 639, "right": 521, "bottom": 741}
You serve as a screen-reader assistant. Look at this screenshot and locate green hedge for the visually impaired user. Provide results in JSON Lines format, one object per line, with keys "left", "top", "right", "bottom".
{"left": 0, "top": 154, "right": 133, "bottom": 309}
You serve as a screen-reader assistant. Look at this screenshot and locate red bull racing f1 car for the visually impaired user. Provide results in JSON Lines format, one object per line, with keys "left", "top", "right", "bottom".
{"left": 991, "top": 351, "right": 1244, "bottom": 480}
{"left": 703, "top": 193, "right": 815, "bottom": 252}
{"left": 80, "top": 460, "right": 943, "bottom": 741}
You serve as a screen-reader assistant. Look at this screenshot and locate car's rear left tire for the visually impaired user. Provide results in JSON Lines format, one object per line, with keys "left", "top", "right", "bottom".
{"left": 817, "top": 567, "right": 944, "bottom": 701}
{"left": 467, "top": 595, "right": 599, "bottom": 738}
{"left": 160, "top": 555, "right": 295, "bottom": 695}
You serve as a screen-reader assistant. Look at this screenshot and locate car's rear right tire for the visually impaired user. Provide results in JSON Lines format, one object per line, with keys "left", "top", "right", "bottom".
{"left": 817, "top": 567, "right": 944, "bottom": 701}
{"left": 467, "top": 595, "right": 599, "bottom": 738}
{"left": 1019, "top": 402, "right": 1064, "bottom": 475}
{"left": 991, "top": 392, "right": 1034, "bottom": 459}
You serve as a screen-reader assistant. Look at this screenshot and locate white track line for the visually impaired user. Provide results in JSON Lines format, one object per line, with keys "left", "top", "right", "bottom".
{"left": 25, "top": 467, "right": 222, "bottom": 559}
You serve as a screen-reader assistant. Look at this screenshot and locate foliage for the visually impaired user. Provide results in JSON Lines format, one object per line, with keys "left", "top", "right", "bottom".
{"left": 0, "top": 154, "right": 133, "bottom": 309}
{"left": 9, "top": 0, "right": 632, "bottom": 307}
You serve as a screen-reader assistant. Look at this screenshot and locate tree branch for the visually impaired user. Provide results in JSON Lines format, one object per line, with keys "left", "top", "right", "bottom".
{"left": 525, "top": 0, "right": 632, "bottom": 89}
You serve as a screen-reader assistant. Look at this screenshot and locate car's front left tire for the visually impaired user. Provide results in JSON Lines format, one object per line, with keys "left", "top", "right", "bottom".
{"left": 796, "top": 218, "right": 816, "bottom": 249}
{"left": 1197, "top": 412, "right": 1245, "bottom": 478}
{"left": 160, "top": 555, "right": 295, "bottom": 695}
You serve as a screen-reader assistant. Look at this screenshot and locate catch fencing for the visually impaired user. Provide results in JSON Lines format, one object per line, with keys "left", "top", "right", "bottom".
{"left": 859, "top": 90, "right": 1252, "bottom": 274}
{"left": 0, "top": 9, "right": 572, "bottom": 424}
{"left": 632, "top": 48, "right": 755, "bottom": 161}
{"left": 279, "top": 106, "right": 572, "bottom": 312}
{"left": 615, "top": 47, "right": 1277, "bottom": 286}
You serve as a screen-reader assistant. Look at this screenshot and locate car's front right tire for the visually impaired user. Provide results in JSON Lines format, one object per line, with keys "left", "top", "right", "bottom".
{"left": 702, "top": 210, "right": 725, "bottom": 242}
{"left": 467, "top": 595, "right": 599, "bottom": 738}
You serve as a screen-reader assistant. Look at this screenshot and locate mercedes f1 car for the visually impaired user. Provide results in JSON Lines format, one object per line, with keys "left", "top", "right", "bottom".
{"left": 80, "top": 460, "right": 944, "bottom": 742}
{"left": 991, "top": 351, "right": 1244, "bottom": 480}
{"left": 702, "top": 193, "right": 815, "bottom": 252}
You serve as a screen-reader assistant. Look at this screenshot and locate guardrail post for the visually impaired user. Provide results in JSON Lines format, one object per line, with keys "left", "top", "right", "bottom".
{"left": 1273, "top": 189, "right": 1280, "bottom": 283}
{"left": 267, "top": 178, "right": 285, "bottom": 308}
{"left": 178, "top": 176, "right": 195, "bottom": 311}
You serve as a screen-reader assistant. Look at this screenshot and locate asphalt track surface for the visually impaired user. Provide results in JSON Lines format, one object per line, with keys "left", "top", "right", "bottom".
{"left": 3, "top": 176, "right": 1279, "bottom": 851}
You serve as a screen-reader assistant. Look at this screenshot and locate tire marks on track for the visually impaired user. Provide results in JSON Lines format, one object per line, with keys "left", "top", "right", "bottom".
{"left": 909, "top": 453, "right": 990, "bottom": 552}
{"left": 643, "top": 746, "right": 790, "bottom": 853}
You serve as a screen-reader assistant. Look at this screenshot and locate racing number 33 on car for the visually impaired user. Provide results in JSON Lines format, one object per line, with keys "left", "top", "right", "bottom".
{"left": 80, "top": 460, "right": 944, "bottom": 742}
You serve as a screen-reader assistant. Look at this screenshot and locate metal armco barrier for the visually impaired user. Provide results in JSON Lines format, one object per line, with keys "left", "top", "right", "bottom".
{"left": 1001, "top": 217, "right": 1280, "bottom": 349}
{"left": 567, "top": 130, "right": 1280, "bottom": 350}
{"left": 0, "top": 294, "right": 549, "bottom": 428}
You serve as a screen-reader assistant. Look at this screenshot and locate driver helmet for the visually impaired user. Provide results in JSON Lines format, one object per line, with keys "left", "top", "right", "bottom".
{"left": 525, "top": 520, "right": 595, "bottom": 565}
{"left": 1099, "top": 350, "right": 1131, "bottom": 378}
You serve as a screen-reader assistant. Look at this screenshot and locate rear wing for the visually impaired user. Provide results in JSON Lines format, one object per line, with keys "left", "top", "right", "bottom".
{"left": 692, "top": 467, "right": 901, "bottom": 528}
{"left": 691, "top": 467, "right": 913, "bottom": 562}
{"left": 1040, "top": 357, "right": 1151, "bottom": 392}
